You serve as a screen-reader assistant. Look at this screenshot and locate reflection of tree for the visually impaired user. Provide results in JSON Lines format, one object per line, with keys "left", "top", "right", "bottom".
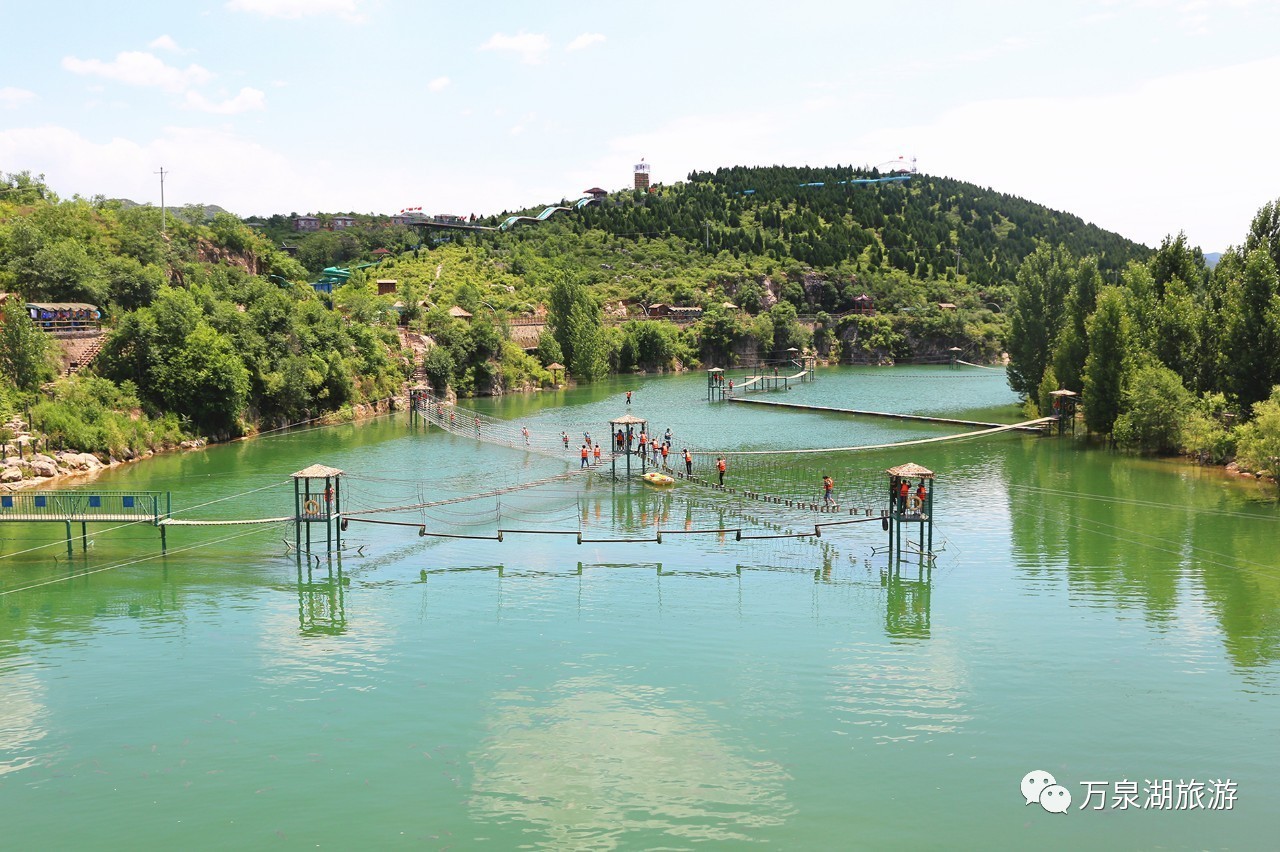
{"left": 1192, "top": 510, "right": 1280, "bottom": 671}
{"left": 1007, "top": 438, "right": 1280, "bottom": 671}
{"left": 469, "top": 676, "right": 793, "bottom": 847}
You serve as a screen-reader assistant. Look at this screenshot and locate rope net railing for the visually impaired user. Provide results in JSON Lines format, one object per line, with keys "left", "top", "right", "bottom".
{"left": 410, "top": 392, "right": 1049, "bottom": 515}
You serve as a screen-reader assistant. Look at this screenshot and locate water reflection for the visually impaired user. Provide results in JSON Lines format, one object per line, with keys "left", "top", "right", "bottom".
{"left": 1004, "top": 438, "right": 1280, "bottom": 675}
{"left": 882, "top": 565, "right": 932, "bottom": 640}
{"left": 295, "top": 558, "right": 347, "bottom": 636}
{"left": 0, "top": 666, "right": 47, "bottom": 776}
{"left": 469, "top": 675, "right": 793, "bottom": 847}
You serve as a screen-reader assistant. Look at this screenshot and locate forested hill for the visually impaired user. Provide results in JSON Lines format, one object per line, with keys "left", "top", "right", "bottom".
{"left": 528, "top": 166, "right": 1153, "bottom": 288}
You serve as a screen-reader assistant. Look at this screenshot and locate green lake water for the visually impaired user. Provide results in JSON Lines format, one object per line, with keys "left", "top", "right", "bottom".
{"left": 2, "top": 366, "right": 1278, "bottom": 849}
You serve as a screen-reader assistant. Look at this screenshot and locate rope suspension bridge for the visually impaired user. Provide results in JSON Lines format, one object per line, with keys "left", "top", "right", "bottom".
{"left": 1, "top": 369, "right": 1051, "bottom": 567}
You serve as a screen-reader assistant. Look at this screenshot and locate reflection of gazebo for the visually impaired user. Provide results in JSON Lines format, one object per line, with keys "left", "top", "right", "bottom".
{"left": 607, "top": 413, "right": 648, "bottom": 478}
{"left": 886, "top": 462, "right": 935, "bottom": 562}
{"left": 882, "top": 568, "right": 931, "bottom": 639}
{"left": 546, "top": 362, "right": 565, "bottom": 386}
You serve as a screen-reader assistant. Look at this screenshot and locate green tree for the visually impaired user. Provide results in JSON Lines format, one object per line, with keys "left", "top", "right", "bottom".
{"left": 1221, "top": 249, "right": 1280, "bottom": 409}
{"left": 534, "top": 328, "right": 563, "bottom": 366}
{"left": 1082, "top": 287, "right": 1131, "bottom": 437}
{"left": 1234, "top": 386, "right": 1280, "bottom": 479}
{"left": 1050, "top": 256, "right": 1101, "bottom": 393}
{"left": 1036, "top": 364, "right": 1059, "bottom": 418}
{"left": 152, "top": 322, "right": 250, "bottom": 433}
{"left": 0, "top": 300, "right": 57, "bottom": 391}
{"left": 423, "top": 346, "right": 456, "bottom": 394}
{"left": 567, "top": 301, "right": 606, "bottom": 381}
{"left": 1113, "top": 361, "right": 1193, "bottom": 453}
{"left": 1008, "top": 245, "right": 1075, "bottom": 397}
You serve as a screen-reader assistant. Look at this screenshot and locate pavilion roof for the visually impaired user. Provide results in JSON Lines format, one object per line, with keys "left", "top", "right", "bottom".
{"left": 292, "top": 464, "right": 345, "bottom": 479}
{"left": 886, "top": 462, "right": 934, "bottom": 479}
{"left": 609, "top": 413, "right": 647, "bottom": 425}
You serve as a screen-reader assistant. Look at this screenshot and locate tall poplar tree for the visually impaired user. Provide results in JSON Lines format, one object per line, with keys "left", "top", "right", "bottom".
{"left": 1082, "top": 287, "right": 1131, "bottom": 437}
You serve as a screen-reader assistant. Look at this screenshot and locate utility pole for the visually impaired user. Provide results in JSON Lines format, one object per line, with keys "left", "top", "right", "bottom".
{"left": 155, "top": 167, "right": 168, "bottom": 235}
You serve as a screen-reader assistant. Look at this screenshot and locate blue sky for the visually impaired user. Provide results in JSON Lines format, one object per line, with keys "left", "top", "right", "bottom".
{"left": 2, "top": 0, "right": 1278, "bottom": 252}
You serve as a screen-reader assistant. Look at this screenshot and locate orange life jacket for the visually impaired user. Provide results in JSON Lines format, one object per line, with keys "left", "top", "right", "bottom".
{"left": 717, "top": 459, "right": 726, "bottom": 472}
{"left": 581, "top": 447, "right": 588, "bottom": 459}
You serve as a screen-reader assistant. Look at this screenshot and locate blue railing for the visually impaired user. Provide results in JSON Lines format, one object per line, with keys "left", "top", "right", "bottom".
{"left": 0, "top": 491, "right": 164, "bottom": 524}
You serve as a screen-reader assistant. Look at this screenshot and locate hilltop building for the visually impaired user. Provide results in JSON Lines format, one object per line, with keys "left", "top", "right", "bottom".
{"left": 634, "top": 159, "right": 650, "bottom": 192}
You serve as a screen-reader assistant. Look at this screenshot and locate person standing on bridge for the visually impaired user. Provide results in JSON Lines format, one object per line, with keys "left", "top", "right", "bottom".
{"left": 651, "top": 439, "right": 660, "bottom": 465}
{"left": 593, "top": 443, "right": 601, "bottom": 464}
{"left": 626, "top": 391, "right": 632, "bottom": 405}
{"left": 561, "top": 431, "right": 569, "bottom": 449}
{"left": 683, "top": 448, "right": 693, "bottom": 475}
{"left": 580, "top": 444, "right": 589, "bottom": 469}
{"left": 475, "top": 416, "right": 481, "bottom": 436}
{"left": 728, "top": 379, "right": 734, "bottom": 394}
{"left": 584, "top": 431, "right": 592, "bottom": 449}
{"left": 823, "top": 475, "right": 836, "bottom": 507}
{"left": 521, "top": 425, "right": 530, "bottom": 446}
{"left": 661, "top": 443, "right": 670, "bottom": 468}
{"left": 663, "top": 427, "right": 672, "bottom": 448}
{"left": 717, "top": 455, "right": 727, "bottom": 486}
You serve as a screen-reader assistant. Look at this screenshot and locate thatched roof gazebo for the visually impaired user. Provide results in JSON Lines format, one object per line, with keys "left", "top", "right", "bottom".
{"left": 886, "top": 462, "right": 934, "bottom": 480}
{"left": 607, "top": 413, "right": 649, "bottom": 476}
{"left": 885, "top": 462, "right": 935, "bottom": 560}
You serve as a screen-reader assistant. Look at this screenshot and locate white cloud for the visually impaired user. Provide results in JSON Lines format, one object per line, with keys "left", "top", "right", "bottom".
{"left": 583, "top": 56, "right": 1280, "bottom": 251}
{"left": 0, "top": 124, "right": 307, "bottom": 213}
{"left": 226, "top": 0, "right": 364, "bottom": 21}
{"left": 854, "top": 56, "right": 1280, "bottom": 251}
{"left": 148, "top": 35, "right": 184, "bottom": 53}
{"left": 62, "top": 51, "right": 213, "bottom": 93}
{"left": 428, "top": 77, "right": 450, "bottom": 93}
{"left": 480, "top": 32, "right": 551, "bottom": 65}
{"left": 566, "top": 33, "right": 606, "bottom": 52}
{"left": 184, "top": 87, "right": 267, "bottom": 114}
{"left": 0, "top": 87, "right": 37, "bottom": 109}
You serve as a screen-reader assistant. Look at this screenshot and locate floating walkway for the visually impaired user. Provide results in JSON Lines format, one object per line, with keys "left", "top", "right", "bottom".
{"left": 159, "top": 517, "right": 292, "bottom": 526}
{"left": 725, "top": 397, "right": 1049, "bottom": 432}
